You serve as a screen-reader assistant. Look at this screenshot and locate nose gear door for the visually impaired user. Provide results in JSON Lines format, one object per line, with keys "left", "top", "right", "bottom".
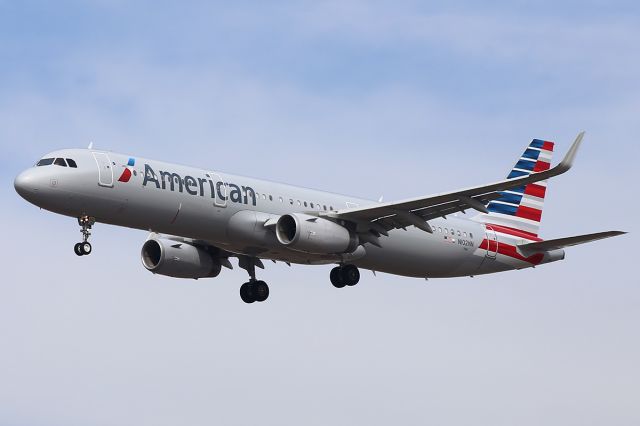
{"left": 92, "top": 152, "right": 114, "bottom": 187}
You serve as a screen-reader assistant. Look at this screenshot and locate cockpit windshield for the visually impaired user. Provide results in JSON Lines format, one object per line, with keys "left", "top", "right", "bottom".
{"left": 36, "top": 157, "right": 78, "bottom": 168}
{"left": 36, "top": 158, "right": 54, "bottom": 166}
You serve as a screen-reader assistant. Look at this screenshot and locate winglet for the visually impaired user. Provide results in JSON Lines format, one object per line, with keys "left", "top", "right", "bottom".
{"left": 555, "top": 131, "right": 585, "bottom": 174}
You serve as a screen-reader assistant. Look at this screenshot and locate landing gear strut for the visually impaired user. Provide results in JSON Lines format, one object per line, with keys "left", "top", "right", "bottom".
{"left": 74, "top": 216, "right": 95, "bottom": 256}
{"left": 330, "top": 264, "right": 360, "bottom": 288}
{"left": 238, "top": 256, "right": 269, "bottom": 304}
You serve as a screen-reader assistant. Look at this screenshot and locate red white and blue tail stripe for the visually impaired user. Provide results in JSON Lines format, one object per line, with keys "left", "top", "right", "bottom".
{"left": 476, "top": 139, "right": 554, "bottom": 237}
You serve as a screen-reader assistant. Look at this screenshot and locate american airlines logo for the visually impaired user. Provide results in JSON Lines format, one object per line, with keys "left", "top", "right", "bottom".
{"left": 142, "top": 164, "right": 257, "bottom": 206}
{"left": 118, "top": 157, "right": 136, "bottom": 182}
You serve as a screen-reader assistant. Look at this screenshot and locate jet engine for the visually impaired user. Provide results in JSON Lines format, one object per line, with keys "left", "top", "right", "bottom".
{"left": 141, "top": 238, "right": 222, "bottom": 279}
{"left": 275, "top": 213, "right": 358, "bottom": 254}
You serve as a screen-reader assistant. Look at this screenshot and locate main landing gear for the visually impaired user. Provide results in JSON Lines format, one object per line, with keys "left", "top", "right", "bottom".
{"left": 330, "top": 264, "right": 360, "bottom": 288}
{"left": 238, "top": 256, "right": 269, "bottom": 304}
{"left": 240, "top": 280, "right": 269, "bottom": 304}
{"left": 74, "top": 216, "right": 95, "bottom": 256}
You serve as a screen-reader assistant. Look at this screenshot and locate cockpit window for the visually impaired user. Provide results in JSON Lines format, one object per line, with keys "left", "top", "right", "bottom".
{"left": 36, "top": 158, "right": 54, "bottom": 166}
{"left": 54, "top": 158, "right": 67, "bottom": 167}
{"left": 66, "top": 158, "right": 78, "bottom": 168}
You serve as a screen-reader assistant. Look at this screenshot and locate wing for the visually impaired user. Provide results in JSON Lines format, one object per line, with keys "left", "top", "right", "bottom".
{"left": 328, "top": 132, "right": 585, "bottom": 238}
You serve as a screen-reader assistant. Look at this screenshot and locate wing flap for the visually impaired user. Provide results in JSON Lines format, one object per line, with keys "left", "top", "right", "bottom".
{"left": 371, "top": 193, "right": 501, "bottom": 232}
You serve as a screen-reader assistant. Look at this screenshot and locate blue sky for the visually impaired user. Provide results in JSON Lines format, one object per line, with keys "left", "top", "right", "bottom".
{"left": 1, "top": 1, "right": 638, "bottom": 425}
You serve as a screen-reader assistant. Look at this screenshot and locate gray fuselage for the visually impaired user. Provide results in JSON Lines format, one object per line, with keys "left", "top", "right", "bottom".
{"left": 15, "top": 148, "right": 561, "bottom": 279}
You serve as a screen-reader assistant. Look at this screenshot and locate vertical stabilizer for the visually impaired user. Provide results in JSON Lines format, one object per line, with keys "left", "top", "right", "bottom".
{"left": 474, "top": 139, "right": 554, "bottom": 237}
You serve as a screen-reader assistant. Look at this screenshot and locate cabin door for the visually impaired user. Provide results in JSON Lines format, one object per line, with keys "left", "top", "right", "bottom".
{"left": 485, "top": 225, "right": 498, "bottom": 259}
{"left": 92, "top": 152, "right": 114, "bottom": 187}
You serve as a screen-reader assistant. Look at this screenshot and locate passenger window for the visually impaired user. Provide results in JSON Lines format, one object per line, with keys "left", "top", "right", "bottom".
{"left": 279, "top": 197, "right": 283, "bottom": 203}
{"left": 269, "top": 195, "right": 273, "bottom": 201}
{"left": 36, "top": 158, "right": 54, "bottom": 166}
{"left": 330, "top": 206, "right": 334, "bottom": 211}
{"left": 457, "top": 230, "right": 461, "bottom": 236}
{"left": 438, "top": 227, "right": 442, "bottom": 233}
{"left": 263, "top": 194, "right": 267, "bottom": 200}
{"left": 444, "top": 228, "right": 448, "bottom": 234}
{"left": 470, "top": 233, "right": 473, "bottom": 238}
{"left": 451, "top": 229, "right": 455, "bottom": 235}
{"left": 304, "top": 201, "right": 308, "bottom": 207}
{"left": 66, "top": 158, "right": 78, "bottom": 168}
{"left": 297, "top": 200, "right": 301, "bottom": 206}
{"left": 54, "top": 158, "right": 67, "bottom": 167}
{"left": 289, "top": 199, "right": 293, "bottom": 205}
{"left": 310, "top": 202, "right": 314, "bottom": 208}
{"left": 323, "top": 205, "right": 327, "bottom": 211}
{"left": 463, "top": 232, "right": 467, "bottom": 237}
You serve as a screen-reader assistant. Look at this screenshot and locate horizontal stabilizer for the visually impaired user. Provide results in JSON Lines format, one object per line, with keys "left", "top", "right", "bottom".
{"left": 518, "top": 231, "right": 626, "bottom": 254}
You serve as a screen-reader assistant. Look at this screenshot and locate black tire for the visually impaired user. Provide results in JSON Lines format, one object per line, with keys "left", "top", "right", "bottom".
{"left": 74, "top": 243, "right": 83, "bottom": 256}
{"left": 80, "top": 242, "right": 92, "bottom": 255}
{"left": 240, "top": 283, "right": 255, "bottom": 304}
{"left": 254, "top": 281, "right": 269, "bottom": 302}
{"left": 330, "top": 267, "right": 346, "bottom": 288}
{"left": 342, "top": 265, "right": 360, "bottom": 286}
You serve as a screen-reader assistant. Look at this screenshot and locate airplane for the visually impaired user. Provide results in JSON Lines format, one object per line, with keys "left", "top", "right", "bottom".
{"left": 14, "top": 132, "right": 625, "bottom": 303}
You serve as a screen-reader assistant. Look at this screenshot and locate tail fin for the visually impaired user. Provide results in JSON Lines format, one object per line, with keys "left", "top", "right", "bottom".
{"left": 475, "top": 139, "right": 555, "bottom": 237}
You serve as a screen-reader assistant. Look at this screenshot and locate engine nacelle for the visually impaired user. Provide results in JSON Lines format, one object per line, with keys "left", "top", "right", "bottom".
{"left": 275, "top": 213, "right": 358, "bottom": 254}
{"left": 141, "top": 238, "right": 222, "bottom": 279}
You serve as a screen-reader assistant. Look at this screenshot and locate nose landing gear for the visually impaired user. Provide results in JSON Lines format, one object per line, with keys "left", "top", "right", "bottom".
{"left": 74, "top": 216, "right": 95, "bottom": 256}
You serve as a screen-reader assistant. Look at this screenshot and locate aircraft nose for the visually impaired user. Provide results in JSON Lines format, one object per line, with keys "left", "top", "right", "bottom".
{"left": 14, "top": 169, "right": 40, "bottom": 200}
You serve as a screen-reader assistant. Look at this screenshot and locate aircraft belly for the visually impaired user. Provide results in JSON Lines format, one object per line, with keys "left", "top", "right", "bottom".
{"left": 353, "top": 227, "right": 482, "bottom": 278}
{"left": 128, "top": 191, "right": 230, "bottom": 241}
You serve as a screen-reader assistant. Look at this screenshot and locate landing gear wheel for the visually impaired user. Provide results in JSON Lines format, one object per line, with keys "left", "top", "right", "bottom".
{"left": 80, "top": 242, "right": 92, "bottom": 255}
{"left": 331, "top": 265, "right": 360, "bottom": 287}
{"left": 254, "top": 281, "right": 269, "bottom": 302}
{"left": 240, "top": 280, "right": 269, "bottom": 303}
{"left": 238, "top": 256, "right": 271, "bottom": 303}
{"left": 74, "top": 243, "right": 83, "bottom": 256}
{"left": 342, "top": 265, "right": 360, "bottom": 286}
{"left": 330, "top": 267, "right": 346, "bottom": 288}
{"left": 240, "top": 282, "right": 255, "bottom": 304}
